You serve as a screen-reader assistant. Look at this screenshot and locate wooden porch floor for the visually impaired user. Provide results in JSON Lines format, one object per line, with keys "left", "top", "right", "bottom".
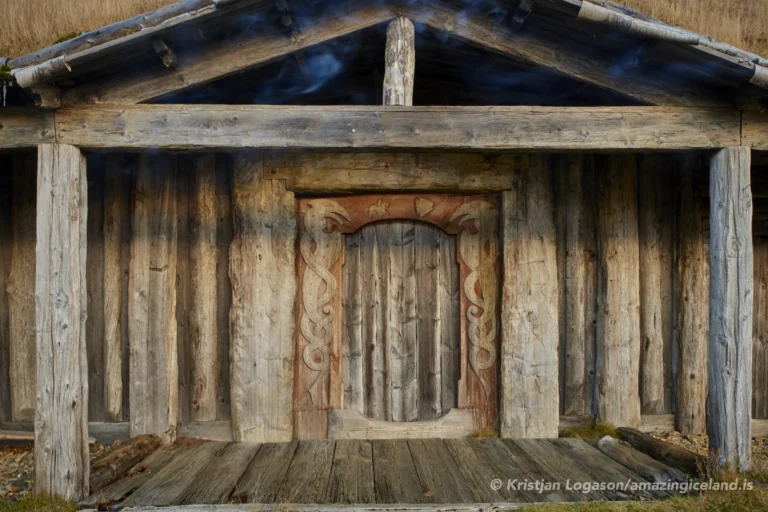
{"left": 81, "top": 438, "right": 671, "bottom": 509}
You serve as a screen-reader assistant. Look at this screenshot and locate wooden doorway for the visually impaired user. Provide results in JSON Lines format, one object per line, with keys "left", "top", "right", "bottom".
{"left": 294, "top": 194, "right": 501, "bottom": 439}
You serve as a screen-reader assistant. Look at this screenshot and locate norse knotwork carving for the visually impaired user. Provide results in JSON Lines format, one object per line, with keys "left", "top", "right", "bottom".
{"left": 300, "top": 199, "right": 351, "bottom": 405}
{"left": 450, "top": 201, "right": 499, "bottom": 398}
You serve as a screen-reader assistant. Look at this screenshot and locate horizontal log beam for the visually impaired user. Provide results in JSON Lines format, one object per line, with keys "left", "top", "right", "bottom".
{"left": 743, "top": 111, "right": 768, "bottom": 151}
{"left": 560, "top": 414, "right": 768, "bottom": 437}
{"left": 54, "top": 105, "right": 741, "bottom": 150}
{"left": 0, "top": 109, "right": 55, "bottom": 149}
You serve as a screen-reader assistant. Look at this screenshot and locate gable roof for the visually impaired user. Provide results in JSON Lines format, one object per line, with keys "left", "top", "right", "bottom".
{"left": 5, "top": 0, "right": 768, "bottom": 108}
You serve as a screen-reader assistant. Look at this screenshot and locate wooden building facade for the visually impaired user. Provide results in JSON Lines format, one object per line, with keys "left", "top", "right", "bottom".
{"left": 1, "top": 0, "right": 767, "bottom": 500}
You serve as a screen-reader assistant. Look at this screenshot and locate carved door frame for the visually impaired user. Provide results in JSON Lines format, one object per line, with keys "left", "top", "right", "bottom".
{"left": 294, "top": 193, "right": 501, "bottom": 439}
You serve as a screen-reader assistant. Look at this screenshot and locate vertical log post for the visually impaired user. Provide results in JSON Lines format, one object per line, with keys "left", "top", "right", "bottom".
{"left": 128, "top": 155, "right": 179, "bottom": 443}
{"left": 501, "top": 156, "right": 560, "bottom": 438}
{"left": 638, "top": 156, "right": 666, "bottom": 415}
{"left": 189, "top": 154, "right": 219, "bottom": 421}
{"left": 596, "top": 155, "right": 642, "bottom": 428}
{"left": 230, "top": 153, "right": 296, "bottom": 442}
{"left": 677, "top": 161, "right": 708, "bottom": 435}
{"left": 35, "top": 144, "right": 90, "bottom": 500}
{"left": 708, "top": 147, "right": 753, "bottom": 471}
{"left": 383, "top": 17, "right": 415, "bottom": 107}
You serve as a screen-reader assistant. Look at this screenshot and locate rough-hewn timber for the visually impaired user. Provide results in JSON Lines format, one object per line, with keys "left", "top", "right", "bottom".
{"left": 35, "top": 144, "right": 90, "bottom": 500}
{"left": 383, "top": 17, "right": 416, "bottom": 107}
{"left": 53, "top": 106, "right": 741, "bottom": 151}
{"left": 0, "top": 109, "right": 55, "bottom": 149}
{"left": 708, "top": 147, "right": 753, "bottom": 471}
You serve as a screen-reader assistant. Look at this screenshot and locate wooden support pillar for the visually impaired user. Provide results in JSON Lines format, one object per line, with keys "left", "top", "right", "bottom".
{"left": 638, "top": 156, "right": 666, "bottom": 415}
{"left": 8, "top": 153, "right": 36, "bottom": 422}
{"left": 189, "top": 154, "right": 219, "bottom": 421}
{"left": 677, "top": 161, "right": 708, "bottom": 435}
{"left": 383, "top": 17, "right": 415, "bottom": 106}
{"left": 596, "top": 155, "right": 642, "bottom": 428}
{"left": 230, "top": 153, "right": 296, "bottom": 443}
{"left": 35, "top": 144, "right": 90, "bottom": 500}
{"left": 103, "top": 155, "right": 132, "bottom": 422}
{"left": 128, "top": 154, "right": 179, "bottom": 443}
{"left": 501, "top": 155, "right": 560, "bottom": 438}
{"left": 708, "top": 147, "right": 753, "bottom": 471}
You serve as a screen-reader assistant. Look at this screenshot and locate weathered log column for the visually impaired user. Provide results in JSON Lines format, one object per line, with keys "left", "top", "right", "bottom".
{"left": 596, "top": 155, "right": 641, "bottom": 428}
{"left": 189, "top": 154, "right": 219, "bottom": 421}
{"left": 230, "top": 153, "right": 296, "bottom": 442}
{"left": 35, "top": 144, "right": 90, "bottom": 500}
{"left": 501, "top": 155, "right": 560, "bottom": 438}
{"left": 383, "top": 17, "right": 415, "bottom": 106}
{"left": 677, "top": 162, "right": 708, "bottom": 435}
{"left": 708, "top": 147, "right": 753, "bottom": 470}
{"left": 128, "top": 154, "right": 179, "bottom": 443}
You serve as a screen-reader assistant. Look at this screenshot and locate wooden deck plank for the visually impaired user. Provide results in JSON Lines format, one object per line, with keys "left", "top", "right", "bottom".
{"left": 179, "top": 443, "right": 261, "bottom": 505}
{"left": 549, "top": 438, "right": 664, "bottom": 500}
{"left": 507, "top": 439, "right": 617, "bottom": 501}
{"left": 122, "top": 441, "right": 228, "bottom": 507}
{"left": 275, "top": 441, "right": 336, "bottom": 504}
{"left": 326, "top": 440, "right": 375, "bottom": 504}
{"left": 441, "top": 439, "right": 503, "bottom": 503}
{"left": 372, "top": 439, "right": 430, "bottom": 504}
{"left": 469, "top": 439, "right": 550, "bottom": 503}
{"left": 234, "top": 442, "right": 298, "bottom": 503}
{"left": 79, "top": 444, "right": 182, "bottom": 508}
{"left": 407, "top": 439, "right": 474, "bottom": 503}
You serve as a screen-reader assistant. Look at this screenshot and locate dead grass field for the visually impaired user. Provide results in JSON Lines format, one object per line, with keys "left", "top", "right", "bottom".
{"left": 0, "top": 0, "right": 767, "bottom": 58}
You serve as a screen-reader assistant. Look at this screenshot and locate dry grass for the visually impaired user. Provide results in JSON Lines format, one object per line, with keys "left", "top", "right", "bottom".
{"left": 0, "top": 0, "right": 767, "bottom": 58}
{"left": 560, "top": 421, "right": 618, "bottom": 442}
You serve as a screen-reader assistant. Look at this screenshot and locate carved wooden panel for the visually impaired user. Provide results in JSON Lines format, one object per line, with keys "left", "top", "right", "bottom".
{"left": 295, "top": 194, "right": 501, "bottom": 438}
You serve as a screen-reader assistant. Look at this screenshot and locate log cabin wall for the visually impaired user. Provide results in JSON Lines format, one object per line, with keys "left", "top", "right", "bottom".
{"left": 0, "top": 150, "right": 766, "bottom": 434}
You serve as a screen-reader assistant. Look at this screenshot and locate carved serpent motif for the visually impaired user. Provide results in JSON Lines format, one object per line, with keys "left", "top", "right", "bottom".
{"left": 450, "top": 201, "right": 499, "bottom": 397}
{"left": 300, "top": 199, "right": 351, "bottom": 405}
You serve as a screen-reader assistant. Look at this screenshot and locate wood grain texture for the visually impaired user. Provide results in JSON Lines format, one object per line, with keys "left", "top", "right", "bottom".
{"left": 215, "top": 154, "right": 233, "bottom": 421}
{"left": 86, "top": 164, "right": 106, "bottom": 421}
{"left": 328, "top": 409, "right": 474, "bottom": 440}
{"left": 677, "top": 162, "right": 709, "bottom": 435}
{"left": 595, "top": 155, "right": 641, "bottom": 428}
{"left": 501, "top": 156, "right": 560, "bottom": 438}
{"left": 189, "top": 154, "right": 219, "bottom": 421}
{"left": 268, "top": 153, "right": 527, "bottom": 194}
{"left": 638, "top": 157, "right": 666, "bottom": 416}
{"left": 54, "top": 105, "right": 741, "bottom": 151}
{"left": 34, "top": 144, "right": 90, "bottom": 500}
{"left": 90, "top": 434, "right": 161, "bottom": 492}
{"left": 7, "top": 154, "right": 36, "bottom": 422}
{"left": 371, "top": 439, "right": 428, "bottom": 504}
{"left": 103, "top": 155, "right": 133, "bottom": 422}
{"left": 383, "top": 17, "right": 415, "bottom": 107}
{"left": 229, "top": 153, "right": 295, "bottom": 443}
{"left": 0, "top": 163, "right": 11, "bottom": 423}
{"left": 326, "top": 440, "right": 375, "bottom": 504}
{"left": 0, "top": 109, "right": 55, "bottom": 149}
{"left": 179, "top": 442, "right": 260, "bottom": 504}
{"left": 743, "top": 111, "right": 768, "bottom": 151}
{"left": 596, "top": 436, "right": 686, "bottom": 483}
{"left": 407, "top": 439, "right": 473, "bottom": 503}
{"left": 276, "top": 440, "right": 335, "bottom": 504}
{"left": 234, "top": 441, "right": 298, "bottom": 503}
{"left": 708, "top": 147, "right": 753, "bottom": 471}
{"left": 128, "top": 154, "right": 179, "bottom": 443}
{"left": 754, "top": 241, "right": 768, "bottom": 419}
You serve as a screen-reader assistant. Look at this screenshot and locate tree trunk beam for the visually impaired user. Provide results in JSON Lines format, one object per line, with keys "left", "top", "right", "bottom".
{"left": 383, "top": 17, "right": 415, "bottom": 106}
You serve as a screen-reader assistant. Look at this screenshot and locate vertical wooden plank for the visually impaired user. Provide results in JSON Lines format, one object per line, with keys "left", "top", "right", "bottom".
{"left": 754, "top": 242, "right": 768, "bottom": 419}
{"left": 677, "top": 161, "right": 709, "bottom": 435}
{"left": 365, "top": 223, "right": 388, "bottom": 421}
{"left": 416, "top": 223, "right": 440, "bottom": 419}
{"left": 708, "top": 147, "right": 753, "bottom": 471}
{"left": 383, "top": 17, "right": 415, "bottom": 107}
{"left": 87, "top": 158, "right": 106, "bottom": 422}
{"left": 189, "top": 154, "right": 219, "bottom": 422}
{"left": 401, "top": 224, "right": 418, "bottom": 421}
{"left": 582, "top": 160, "right": 599, "bottom": 418}
{"left": 388, "top": 222, "right": 405, "bottom": 422}
{"left": 215, "top": 154, "right": 233, "bottom": 421}
{"left": 343, "top": 231, "right": 364, "bottom": 414}
{"left": 501, "top": 156, "right": 560, "bottom": 438}
{"left": 103, "top": 155, "right": 132, "bottom": 422}
{"left": 0, "top": 158, "right": 12, "bottom": 422}
{"left": 175, "top": 167, "right": 191, "bottom": 424}
{"left": 439, "top": 230, "right": 460, "bottom": 413}
{"left": 35, "top": 144, "right": 90, "bottom": 500}
{"left": 8, "top": 153, "right": 36, "bottom": 422}
{"left": 657, "top": 167, "right": 677, "bottom": 415}
{"left": 638, "top": 155, "right": 666, "bottom": 415}
{"left": 555, "top": 161, "right": 568, "bottom": 417}
{"left": 129, "top": 154, "right": 179, "bottom": 443}
{"left": 595, "top": 155, "right": 641, "bottom": 428}
{"left": 230, "top": 153, "right": 295, "bottom": 443}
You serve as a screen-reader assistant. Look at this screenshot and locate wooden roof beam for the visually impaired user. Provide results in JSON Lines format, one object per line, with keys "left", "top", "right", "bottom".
{"left": 403, "top": 1, "right": 730, "bottom": 107}
{"left": 52, "top": 104, "right": 740, "bottom": 150}
{"left": 61, "top": 3, "right": 396, "bottom": 105}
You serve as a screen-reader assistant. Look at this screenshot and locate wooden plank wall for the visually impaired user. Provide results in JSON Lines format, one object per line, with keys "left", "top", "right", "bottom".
{"left": 341, "top": 221, "right": 461, "bottom": 422}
